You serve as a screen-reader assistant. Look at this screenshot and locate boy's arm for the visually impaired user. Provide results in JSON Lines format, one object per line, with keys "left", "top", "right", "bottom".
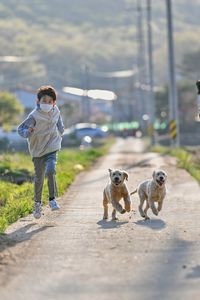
{"left": 57, "top": 115, "right": 65, "bottom": 135}
{"left": 18, "top": 115, "right": 36, "bottom": 138}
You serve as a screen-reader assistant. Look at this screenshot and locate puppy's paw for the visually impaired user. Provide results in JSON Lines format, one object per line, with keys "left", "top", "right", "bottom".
{"left": 125, "top": 207, "right": 131, "bottom": 212}
{"left": 103, "top": 216, "right": 108, "bottom": 220}
{"left": 151, "top": 206, "right": 158, "bottom": 216}
{"left": 145, "top": 216, "right": 150, "bottom": 220}
{"left": 121, "top": 209, "right": 126, "bottom": 214}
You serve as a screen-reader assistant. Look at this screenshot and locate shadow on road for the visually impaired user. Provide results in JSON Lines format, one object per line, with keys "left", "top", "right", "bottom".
{"left": 133, "top": 218, "right": 166, "bottom": 230}
{"left": 126, "top": 153, "right": 166, "bottom": 171}
{"left": 186, "top": 265, "right": 200, "bottom": 279}
{"left": 72, "top": 153, "right": 166, "bottom": 187}
{"left": 138, "top": 237, "right": 194, "bottom": 300}
{"left": 0, "top": 223, "right": 54, "bottom": 253}
{"left": 97, "top": 219, "right": 129, "bottom": 229}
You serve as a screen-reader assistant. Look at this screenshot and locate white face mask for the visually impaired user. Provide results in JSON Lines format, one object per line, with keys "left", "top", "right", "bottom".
{"left": 40, "top": 103, "right": 53, "bottom": 113}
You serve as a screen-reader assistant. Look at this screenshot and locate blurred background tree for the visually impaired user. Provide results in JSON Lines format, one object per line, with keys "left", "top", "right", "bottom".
{"left": 0, "top": 0, "right": 200, "bottom": 89}
{"left": 0, "top": 0, "right": 200, "bottom": 137}
{"left": 0, "top": 92, "right": 24, "bottom": 127}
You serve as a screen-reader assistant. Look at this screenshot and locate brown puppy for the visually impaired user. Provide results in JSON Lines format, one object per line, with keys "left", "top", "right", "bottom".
{"left": 131, "top": 169, "right": 167, "bottom": 219}
{"left": 103, "top": 169, "right": 131, "bottom": 220}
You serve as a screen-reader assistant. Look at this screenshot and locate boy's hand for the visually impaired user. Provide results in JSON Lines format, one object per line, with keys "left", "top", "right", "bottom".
{"left": 28, "top": 127, "right": 34, "bottom": 133}
{"left": 196, "top": 80, "right": 200, "bottom": 94}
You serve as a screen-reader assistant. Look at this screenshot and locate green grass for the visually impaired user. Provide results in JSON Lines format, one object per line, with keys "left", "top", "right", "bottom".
{"left": 153, "top": 145, "right": 200, "bottom": 182}
{"left": 0, "top": 139, "right": 113, "bottom": 232}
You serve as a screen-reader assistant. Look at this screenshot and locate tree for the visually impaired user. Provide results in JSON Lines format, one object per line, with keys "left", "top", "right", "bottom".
{"left": 0, "top": 91, "right": 24, "bottom": 127}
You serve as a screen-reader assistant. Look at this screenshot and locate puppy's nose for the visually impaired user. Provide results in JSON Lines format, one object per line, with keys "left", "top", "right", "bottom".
{"left": 160, "top": 176, "right": 164, "bottom": 181}
{"left": 114, "top": 177, "right": 120, "bottom": 182}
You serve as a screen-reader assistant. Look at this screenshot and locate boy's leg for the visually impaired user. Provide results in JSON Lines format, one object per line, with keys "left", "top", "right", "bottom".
{"left": 32, "top": 156, "right": 45, "bottom": 218}
{"left": 33, "top": 156, "right": 46, "bottom": 203}
{"left": 45, "top": 152, "right": 58, "bottom": 200}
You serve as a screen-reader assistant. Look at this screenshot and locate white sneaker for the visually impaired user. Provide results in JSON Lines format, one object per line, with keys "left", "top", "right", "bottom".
{"left": 33, "top": 202, "right": 42, "bottom": 219}
{"left": 49, "top": 199, "right": 60, "bottom": 211}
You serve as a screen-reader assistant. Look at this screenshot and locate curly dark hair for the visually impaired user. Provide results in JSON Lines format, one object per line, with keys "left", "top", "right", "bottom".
{"left": 37, "top": 85, "right": 57, "bottom": 101}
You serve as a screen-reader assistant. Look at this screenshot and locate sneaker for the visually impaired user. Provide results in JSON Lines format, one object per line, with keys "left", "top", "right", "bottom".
{"left": 33, "top": 202, "right": 42, "bottom": 219}
{"left": 49, "top": 199, "right": 60, "bottom": 211}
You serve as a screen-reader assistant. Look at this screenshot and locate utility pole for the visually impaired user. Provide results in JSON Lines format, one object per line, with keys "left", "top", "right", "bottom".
{"left": 136, "top": 0, "right": 148, "bottom": 130}
{"left": 111, "top": 77, "right": 118, "bottom": 124}
{"left": 81, "top": 65, "right": 90, "bottom": 122}
{"left": 146, "top": 0, "right": 156, "bottom": 144}
{"left": 166, "top": 0, "right": 179, "bottom": 146}
{"left": 90, "top": 69, "right": 136, "bottom": 124}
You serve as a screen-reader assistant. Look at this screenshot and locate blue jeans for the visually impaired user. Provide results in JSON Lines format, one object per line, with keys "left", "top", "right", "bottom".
{"left": 32, "top": 151, "right": 58, "bottom": 203}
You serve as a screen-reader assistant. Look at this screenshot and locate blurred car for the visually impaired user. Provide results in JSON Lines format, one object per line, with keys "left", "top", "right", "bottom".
{"left": 64, "top": 123, "right": 108, "bottom": 140}
{"left": 62, "top": 123, "right": 108, "bottom": 147}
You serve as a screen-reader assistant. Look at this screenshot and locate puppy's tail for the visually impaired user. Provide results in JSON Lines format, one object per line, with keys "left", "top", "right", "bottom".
{"left": 130, "top": 189, "right": 137, "bottom": 196}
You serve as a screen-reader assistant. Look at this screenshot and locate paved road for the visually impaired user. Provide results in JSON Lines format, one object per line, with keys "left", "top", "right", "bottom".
{"left": 0, "top": 138, "right": 200, "bottom": 300}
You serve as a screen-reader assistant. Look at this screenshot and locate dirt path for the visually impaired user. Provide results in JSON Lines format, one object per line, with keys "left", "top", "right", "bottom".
{"left": 0, "top": 138, "right": 200, "bottom": 300}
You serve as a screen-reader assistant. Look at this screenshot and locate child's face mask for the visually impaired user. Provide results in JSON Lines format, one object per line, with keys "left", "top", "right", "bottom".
{"left": 40, "top": 103, "right": 53, "bottom": 113}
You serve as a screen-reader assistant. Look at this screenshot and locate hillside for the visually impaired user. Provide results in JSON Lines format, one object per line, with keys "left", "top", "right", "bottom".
{"left": 0, "top": 0, "right": 200, "bottom": 89}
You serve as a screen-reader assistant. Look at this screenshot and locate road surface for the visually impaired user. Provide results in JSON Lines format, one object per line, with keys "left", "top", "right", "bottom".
{"left": 0, "top": 138, "right": 200, "bottom": 300}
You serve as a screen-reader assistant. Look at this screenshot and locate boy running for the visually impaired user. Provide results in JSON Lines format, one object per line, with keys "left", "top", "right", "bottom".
{"left": 18, "top": 85, "right": 65, "bottom": 219}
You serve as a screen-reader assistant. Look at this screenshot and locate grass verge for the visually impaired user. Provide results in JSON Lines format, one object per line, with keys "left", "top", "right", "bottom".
{"left": 152, "top": 145, "right": 200, "bottom": 182}
{"left": 0, "top": 139, "right": 113, "bottom": 232}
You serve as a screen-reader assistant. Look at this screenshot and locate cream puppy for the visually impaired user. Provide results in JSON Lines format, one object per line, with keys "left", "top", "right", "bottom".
{"left": 131, "top": 170, "right": 167, "bottom": 219}
{"left": 103, "top": 169, "right": 131, "bottom": 220}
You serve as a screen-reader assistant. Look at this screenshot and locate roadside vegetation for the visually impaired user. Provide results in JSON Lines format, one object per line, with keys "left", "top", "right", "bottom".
{"left": 0, "top": 1, "right": 200, "bottom": 88}
{"left": 0, "top": 139, "right": 113, "bottom": 233}
{"left": 153, "top": 145, "right": 200, "bottom": 183}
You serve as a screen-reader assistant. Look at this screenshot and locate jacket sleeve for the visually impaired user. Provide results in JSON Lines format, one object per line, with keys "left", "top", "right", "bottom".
{"left": 18, "top": 115, "right": 36, "bottom": 138}
{"left": 57, "top": 115, "right": 65, "bottom": 135}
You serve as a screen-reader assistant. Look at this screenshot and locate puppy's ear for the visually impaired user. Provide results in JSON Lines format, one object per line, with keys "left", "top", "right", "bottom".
{"left": 108, "top": 168, "right": 112, "bottom": 174}
{"left": 152, "top": 170, "right": 156, "bottom": 179}
{"left": 123, "top": 171, "right": 128, "bottom": 181}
